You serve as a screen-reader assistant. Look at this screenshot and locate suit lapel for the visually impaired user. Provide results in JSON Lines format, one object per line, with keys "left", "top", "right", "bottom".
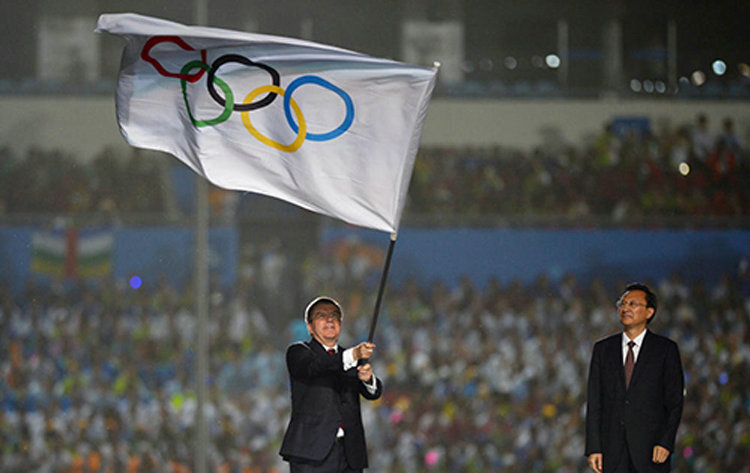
{"left": 602, "top": 333, "right": 625, "bottom": 391}
{"left": 307, "top": 338, "right": 326, "bottom": 355}
{"left": 605, "top": 334, "right": 627, "bottom": 391}
{"left": 308, "top": 338, "right": 345, "bottom": 392}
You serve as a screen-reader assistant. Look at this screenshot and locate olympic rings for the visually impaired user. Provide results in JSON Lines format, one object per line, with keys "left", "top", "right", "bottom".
{"left": 207, "top": 54, "right": 280, "bottom": 112}
{"left": 180, "top": 61, "right": 234, "bottom": 127}
{"left": 283, "top": 75, "right": 354, "bottom": 142}
{"left": 141, "top": 35, "right": 355, "bottom": 152}
{"left": 142, "top": 36, "right": 207, "bottom": 83}
{"left": 241, "top": 85, "right": 307, "bottom": 153}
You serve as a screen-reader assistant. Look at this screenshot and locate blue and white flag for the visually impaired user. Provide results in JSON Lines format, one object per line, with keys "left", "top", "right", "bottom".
{"left": 96, "top": 13, "right": 437, "bottom": 233}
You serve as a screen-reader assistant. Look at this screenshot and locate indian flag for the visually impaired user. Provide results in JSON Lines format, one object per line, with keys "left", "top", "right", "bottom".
{"left": 31, "top": 228, "right": 113, "bottom": 278}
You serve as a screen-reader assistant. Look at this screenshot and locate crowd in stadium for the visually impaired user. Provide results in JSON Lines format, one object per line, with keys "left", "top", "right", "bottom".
{"left": 0, "top": 146, "right": 166, "bottom": 217}
{"left": 0, "top": 114, "right": 746, "bottom": 220}
{"left": 408, "top": 114, "right": 747, "bottom": 219}
{"left": 0, "top": 113, "right": 747, "bottom": 472}
{"left": 2, "top": 242, "right": 749, "bottom": 472}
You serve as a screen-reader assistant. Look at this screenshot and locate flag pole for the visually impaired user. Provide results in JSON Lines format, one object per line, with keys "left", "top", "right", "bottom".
{"left": 367, "top": 232, "right": 397, "bottom": 343}
{"left": 194, "top": 3, "right": 209, "bottom": 473}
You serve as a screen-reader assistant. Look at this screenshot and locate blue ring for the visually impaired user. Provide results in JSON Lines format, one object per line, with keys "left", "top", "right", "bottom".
{"left": 283, "top": 75, "right": 354, "bottom": 142}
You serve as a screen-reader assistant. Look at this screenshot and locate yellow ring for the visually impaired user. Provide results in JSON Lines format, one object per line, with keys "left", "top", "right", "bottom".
{"left": 240, "top": 85, "right": 306, "bottom": 153}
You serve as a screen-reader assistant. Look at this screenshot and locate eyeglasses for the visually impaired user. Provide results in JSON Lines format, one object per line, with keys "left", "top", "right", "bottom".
{"left": 616, "top": 300, "right": 647, "bottom": 309}
{"left": 310, "top": 312, "right": 341, "bottom": 322}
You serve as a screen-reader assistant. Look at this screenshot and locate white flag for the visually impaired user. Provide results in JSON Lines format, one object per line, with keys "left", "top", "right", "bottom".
{"left": 96, "top": 13, "right": 437, "bottom": 233}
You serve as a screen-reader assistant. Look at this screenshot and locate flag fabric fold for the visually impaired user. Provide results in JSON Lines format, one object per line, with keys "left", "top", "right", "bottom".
{"left": 96, "top": 13, "right": 437, "bottom": 233}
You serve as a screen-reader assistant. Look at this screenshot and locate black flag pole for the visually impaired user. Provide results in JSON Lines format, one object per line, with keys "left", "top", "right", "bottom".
{"left": 367, "top": 232, "right": 397, "bottom": 343}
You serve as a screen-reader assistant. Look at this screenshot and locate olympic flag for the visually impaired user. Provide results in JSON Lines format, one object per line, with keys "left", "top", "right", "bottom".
{"left": 96, "top": 13, "right": 437, "bottom": 233}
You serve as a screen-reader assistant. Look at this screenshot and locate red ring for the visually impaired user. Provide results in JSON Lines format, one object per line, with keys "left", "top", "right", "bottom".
{"left": 141, "top": 36, "right": 208, "bottom": 83}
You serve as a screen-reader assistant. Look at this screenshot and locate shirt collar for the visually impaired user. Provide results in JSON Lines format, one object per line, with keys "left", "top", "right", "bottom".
{"left": 311, "top": 338, "right": 339, "bottom": 353}
{"left": 622, "top": 328, "right": 647, "bottom": 348}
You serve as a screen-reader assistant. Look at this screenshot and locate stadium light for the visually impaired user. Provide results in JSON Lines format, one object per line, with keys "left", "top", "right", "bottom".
{"left": 691, "top": 70, "right": 706, "bottom": 86}
{"left": 545, "top": 54, "right": 560, "bottom": 68}
{"left": 712, "top": 59, "right": 727, "bottom": 75}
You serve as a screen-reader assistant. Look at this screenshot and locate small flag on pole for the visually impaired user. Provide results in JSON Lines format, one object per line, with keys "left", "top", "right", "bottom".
{"left": 96, "top": 13, "right": 437, "bottom": 233}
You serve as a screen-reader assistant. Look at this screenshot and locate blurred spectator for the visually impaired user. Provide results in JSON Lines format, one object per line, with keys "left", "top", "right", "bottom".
{"left": 690, "top": 113, "right": 714, "bottom": 163}
{"left": 719, "top": 117, "right": 743, "bottom": 154}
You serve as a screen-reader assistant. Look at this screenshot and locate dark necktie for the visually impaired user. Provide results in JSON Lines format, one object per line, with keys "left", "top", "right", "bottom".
{"left": 625, "top": 341, "right": 635, "bottom": 388}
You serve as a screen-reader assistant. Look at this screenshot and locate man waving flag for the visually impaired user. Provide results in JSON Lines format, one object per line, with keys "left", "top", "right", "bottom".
{"left": 96, "top": 13, "right": 437, "bottom": 233}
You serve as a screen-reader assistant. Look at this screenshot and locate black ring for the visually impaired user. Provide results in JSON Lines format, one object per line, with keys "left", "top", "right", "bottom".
{"left": 206, "top": 54, "right": 280, "bottom": 112}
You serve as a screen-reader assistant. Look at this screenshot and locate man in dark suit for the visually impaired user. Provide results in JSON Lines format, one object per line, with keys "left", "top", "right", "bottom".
{"left": 280, "top": 296, "right": 383, "bottom": 473}
{"left": 585, "top": 283, "right": 684, "bottom": 473}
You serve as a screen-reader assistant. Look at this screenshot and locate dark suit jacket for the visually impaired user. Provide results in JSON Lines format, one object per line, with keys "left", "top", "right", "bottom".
{"left": 585, "top": 330, "right": 684, "bottom": 473}
{"left": 279, "top": 339, "right": 383, "bottom": 469}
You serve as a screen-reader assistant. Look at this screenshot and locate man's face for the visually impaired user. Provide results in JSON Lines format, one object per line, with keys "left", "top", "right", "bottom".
{"left": 617, "top": 289, "right": 654, "bottom": 332}
{"left": 307, "top": 302, "right": 342, "bottom": 346}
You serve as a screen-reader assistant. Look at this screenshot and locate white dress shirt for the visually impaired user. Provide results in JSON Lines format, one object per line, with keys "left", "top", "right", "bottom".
{"left": 622, "top": 329, "right": 647, "bottom": 365}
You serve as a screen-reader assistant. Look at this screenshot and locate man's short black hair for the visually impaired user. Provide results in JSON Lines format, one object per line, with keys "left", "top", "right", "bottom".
{"left": 623, "top": 282, "right": 658, "bottom": 324}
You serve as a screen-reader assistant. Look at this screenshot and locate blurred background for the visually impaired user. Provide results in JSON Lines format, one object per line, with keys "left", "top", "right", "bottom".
{"left": 1, "top": 1, "right": 749, "bottom": 472}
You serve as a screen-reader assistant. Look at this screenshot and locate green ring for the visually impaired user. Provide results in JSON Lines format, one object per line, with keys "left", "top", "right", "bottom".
{"left": 180, "top": 60, "right": 233, "bottom": 127}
